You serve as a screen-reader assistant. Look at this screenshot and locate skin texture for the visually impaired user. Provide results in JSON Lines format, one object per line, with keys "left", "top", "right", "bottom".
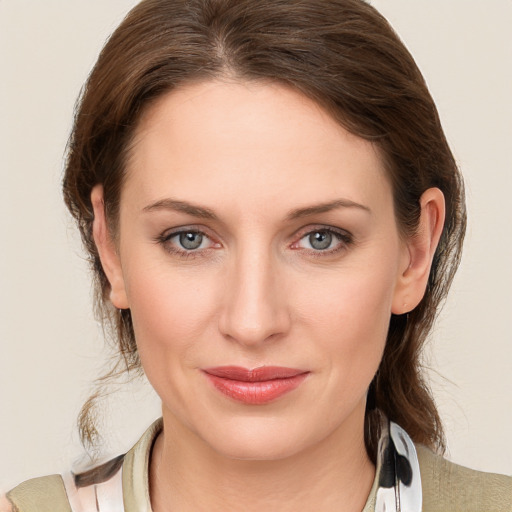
{"left": 0, "top": 495, "right": 12, "bottom": 512}
{"left": 92, "top": 80, "right": 444, "bottom": 511}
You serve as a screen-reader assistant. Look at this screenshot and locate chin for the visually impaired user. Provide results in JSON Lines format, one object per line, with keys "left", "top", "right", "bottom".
{"left": 198, "top": 417, "right": 318, "bottom": 462}
{"left": 213, "top": 436, "right": 307, "bottom": 462}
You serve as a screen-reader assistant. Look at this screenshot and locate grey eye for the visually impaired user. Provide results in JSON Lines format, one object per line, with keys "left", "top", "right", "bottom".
{"left": 309, "top": 231, "right": 333, "bottom": 250}
{"left": 179, "top": 232, "right": 203, "bottom": 250}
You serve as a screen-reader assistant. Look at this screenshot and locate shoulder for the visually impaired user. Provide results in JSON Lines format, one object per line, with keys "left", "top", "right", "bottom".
{"left": 4, "top": 455, "right": 126, "bottom": 512}
{"left": 4, "top": 474, "right": 71, "bottom": 512}
{"left": 416, "top": 444, "right": 512, "bottom": 512}
{"left": 3, "top": 419, "right": 162, "bottom": 512}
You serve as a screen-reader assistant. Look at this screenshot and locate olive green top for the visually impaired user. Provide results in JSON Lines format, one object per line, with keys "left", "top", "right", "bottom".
{"left": 7, "top": 420, "right": 512, "bottom": 511}
{"left": 416, "top": 444, "right": 511, "bottom": 511}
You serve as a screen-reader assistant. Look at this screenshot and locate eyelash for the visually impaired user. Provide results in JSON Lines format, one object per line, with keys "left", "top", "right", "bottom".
{"left": 155, "top": 226, "right": 353, "bottom": 260}
{"left": 291, "top": 227, "right": 353, "bottom": 258}
{"left": 156, "top": 229, "right": 217, "bottom": 260}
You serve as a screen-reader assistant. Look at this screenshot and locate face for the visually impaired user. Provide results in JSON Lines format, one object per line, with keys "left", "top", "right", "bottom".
{"left": 104, "top": 80, "right": 412, "bottom": 461}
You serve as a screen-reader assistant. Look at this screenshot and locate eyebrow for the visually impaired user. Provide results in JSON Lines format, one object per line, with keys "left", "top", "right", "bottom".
{"left": 285, "top": 199, "right": 371, "bottom": 220}
{"left": 142, "top": 197, "right": 371, "bottom": 220}
{"left": 142, "top": 199, "right": 217, "bottom": 219}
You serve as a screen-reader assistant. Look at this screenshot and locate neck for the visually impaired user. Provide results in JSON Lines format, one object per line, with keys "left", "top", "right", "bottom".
{"left": 150, "top": 407, "right": 375, "bottom": 512}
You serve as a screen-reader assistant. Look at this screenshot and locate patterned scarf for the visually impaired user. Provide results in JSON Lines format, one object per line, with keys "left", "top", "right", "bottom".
{"left": 374, "top": 419, "right": 422, "bottom": 511}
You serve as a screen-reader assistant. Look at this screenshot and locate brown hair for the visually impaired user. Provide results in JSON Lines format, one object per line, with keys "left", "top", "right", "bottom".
{"left": 63, "top": 0, "right": 466, "bottom": 461}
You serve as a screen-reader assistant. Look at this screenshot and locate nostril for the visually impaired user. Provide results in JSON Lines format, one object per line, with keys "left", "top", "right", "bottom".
{"left": 218, "top": 302, "right": 291, "bottom": 347}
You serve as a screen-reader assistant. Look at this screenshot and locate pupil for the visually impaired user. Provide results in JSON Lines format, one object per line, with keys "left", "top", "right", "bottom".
{"left": 310, "top": 231, "right": 332, "bottom": 250}
{"left": 180, "top": 232, "right": 203, "bottom": 250}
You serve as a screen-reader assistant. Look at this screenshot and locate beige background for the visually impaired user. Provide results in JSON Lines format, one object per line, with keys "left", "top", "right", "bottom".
{"left": 0, "top": 0, "right": 510, "bottom": 491}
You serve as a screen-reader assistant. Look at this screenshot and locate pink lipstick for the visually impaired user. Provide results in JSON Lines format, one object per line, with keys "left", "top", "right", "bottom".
{"left": 202, "top": 366, "right": 309, "bottom": 405}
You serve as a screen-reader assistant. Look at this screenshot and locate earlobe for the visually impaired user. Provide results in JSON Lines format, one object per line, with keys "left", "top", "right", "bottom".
{"left": 91, "top": 185, "right": 129, "bottom": 310}
{"left": 392, "top": 188, "right": 445, "bottom": 315}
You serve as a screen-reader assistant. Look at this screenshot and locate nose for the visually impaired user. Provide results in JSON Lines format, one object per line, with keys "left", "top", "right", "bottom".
{"left": 218, "top": 246, "right": 291, "bottom": 347}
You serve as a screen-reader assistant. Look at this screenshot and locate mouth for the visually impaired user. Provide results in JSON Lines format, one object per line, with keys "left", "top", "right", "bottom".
{"left": 202, "top": 366, "right": 310, "bottom": 405}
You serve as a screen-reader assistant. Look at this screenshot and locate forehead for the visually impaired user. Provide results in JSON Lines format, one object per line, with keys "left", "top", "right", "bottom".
{"left": 124, "top": 79, "right": 391, "bottom": 215}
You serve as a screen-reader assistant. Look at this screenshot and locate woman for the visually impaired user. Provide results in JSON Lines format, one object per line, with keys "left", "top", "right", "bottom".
{"left": 3, "top": 0, "right": 510, "bottom": 510}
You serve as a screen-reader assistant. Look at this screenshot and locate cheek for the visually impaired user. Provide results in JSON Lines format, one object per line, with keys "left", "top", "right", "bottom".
{"left": 293, "top": 257, "right": 397, "bottom": 377}
{"left": 297, "top": 261, "right": 395, "bottom": 329}
{"left": 123, "top": 262, "right": 220, "bottom": 369}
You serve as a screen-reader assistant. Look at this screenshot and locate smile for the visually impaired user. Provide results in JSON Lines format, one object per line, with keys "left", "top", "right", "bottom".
{"left": 202, "top": 366, "right": 310, "bottom": 405}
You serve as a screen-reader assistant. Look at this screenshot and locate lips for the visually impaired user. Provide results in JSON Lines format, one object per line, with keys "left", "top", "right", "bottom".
{"left": 202, "top": 366, "right": 309, "bottom": 405}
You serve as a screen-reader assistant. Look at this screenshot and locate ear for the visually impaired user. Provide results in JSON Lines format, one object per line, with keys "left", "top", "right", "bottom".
{"left": 392, "top": 187, "right": 445, "bottom": 315}
{"left": 91, "top": 185, "right": 129, "bottom": 310}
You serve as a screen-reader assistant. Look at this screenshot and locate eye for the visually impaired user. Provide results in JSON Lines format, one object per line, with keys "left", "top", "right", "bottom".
{"left": 177, "top": 231, "right": 207, "bottom": 250}
{"left": 293, "top": 227, "right": 352, "bottom": 254}
{"left": 158, "top": 228, "right": 219, "bottom": 256}
{"left": 305, "top": 231, "right": 335, "bottom": 250}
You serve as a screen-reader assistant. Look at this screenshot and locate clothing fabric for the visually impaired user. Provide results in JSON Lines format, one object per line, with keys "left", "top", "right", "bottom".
{"left": 7, "top": 418, "right": 512, "bottom": 512}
